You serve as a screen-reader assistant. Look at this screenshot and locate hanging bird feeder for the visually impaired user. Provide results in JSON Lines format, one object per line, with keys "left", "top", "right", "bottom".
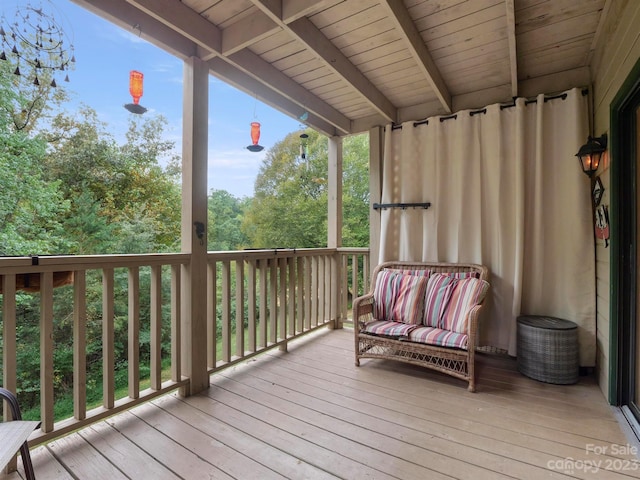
{"left": 300, "top": 132, "right": 309, "bottom": 159}
{"left": 247, "top": 121, "right": 264, "bottom": 152}
{"left": 124, "top": 70, "right": 147, "bottom": 114}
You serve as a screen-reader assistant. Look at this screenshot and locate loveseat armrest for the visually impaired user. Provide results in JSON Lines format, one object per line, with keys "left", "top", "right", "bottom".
{"left": 352, "top": 293, "right": 375, "bottom": 330}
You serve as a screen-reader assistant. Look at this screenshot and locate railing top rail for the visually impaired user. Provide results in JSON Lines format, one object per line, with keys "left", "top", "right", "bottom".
{"left": 0, "top": 253, "right": 191, "bottom": 274}
{"left": 207, "top": 248, "right": 339, "bottom": 262}
{"left": 336, "top": 247, "right": 369, "bottom": 254}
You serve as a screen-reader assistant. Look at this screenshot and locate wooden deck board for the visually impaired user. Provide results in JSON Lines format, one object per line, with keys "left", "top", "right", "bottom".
{"left": 5, "top": 328, "right": 640, "bottom": 479}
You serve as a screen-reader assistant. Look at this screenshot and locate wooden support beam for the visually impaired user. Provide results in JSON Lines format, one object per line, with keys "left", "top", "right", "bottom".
{"left": 286, "top": 16, "right": 398, "bottom": 122}
{"left": 208, "top": 57, "right": 339, "bottom": 137}
{"left": 379, "top": 0, "right": 452, "bottom": 113}
{"left": 126, "top": 0, "right": 350, "bottom": 134}
{"left": 180, "top": 56, "right": 210, "bottom": 396}
{"left": 71, "top": 0, "right": 196, "bottom": 58}
{"left": 505, "top": 0, "right": 518, "bottom": 98}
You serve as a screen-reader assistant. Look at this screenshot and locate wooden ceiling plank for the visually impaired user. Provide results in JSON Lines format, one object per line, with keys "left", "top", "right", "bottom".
{"left": 221, "top": 0, "right": 334, "bottom": 55}
{"left": 282, "top": 0, "right": 339, "bottom": 23}
{"left": 222, "top": 11, "right": 280, "bottom": 55}
{"left": 252, "top": 0, "right": 396, "bottom": 121}
{"left": 505, "top": 0, "right": 518, "bottom": 97}
{"left": 228, "top": 49, "right": 352, "bottom": 133}
{"left": 286, "top": 16, "right": 398, "bottom": 121}
{"left": 379, "top": 0, "right": 452, "bottom": 113}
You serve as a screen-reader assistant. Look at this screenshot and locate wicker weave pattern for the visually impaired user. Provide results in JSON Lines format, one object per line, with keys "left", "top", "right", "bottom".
{"left": 354, "top": 261, "right": 489, "bottom": 392}
{"left": 517, "top": 316, "right": 579, "bottom": 384}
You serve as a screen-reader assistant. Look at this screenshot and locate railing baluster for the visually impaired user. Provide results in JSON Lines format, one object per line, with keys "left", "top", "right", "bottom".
{"left": 269, "top": 259, "right": 277, "bottom": 345}
{"left": 341, "top": 254, "right": 349, "bottom": 322}
{"left": 74, "top": 271, "right": 87, "bottom": 419}
{"left": 278, "top": 257, "right": 287, "bottom": 350}
{"left": 288, "top": 257, "right": 295, "bottom": 337}
{"left": 319, "top": 256, "right": 327, "bottom": 324}
{"left": 296, "top": 257, "right": 304, "bottom": 334}
{"left": 102, "top": 268, "right": 115, "bottom": 410}
{"left": 2, "top": 274, "right": 17, "bottom": 406}
{"left": 304, "top": 257, "right": 311, "bottom": 331}
{"left": 247, "top": 260, "right": 257, "bottom": 353}
{"left": 235, "top": 260, "right": 244, "bottom": 359}
{"left": 207, "top": 261, "right": 216, "bottom": 369}
{"left": 259, "top": 259, "right": 267, "bottom": 349}
{"left": 128, "top": 267, "right": 140, "bottom": 399}
{"left": 171, "top": 264, "right": 181, "bottom": 382}
{"left": 150, "top": 265, "right": 162, "bottom": 390}
{"left": 311, "top": 256, "right": 318, "bottom": 327}
{"left": 221, "top": 261, "right": 231, "bottom": 363}
{"left": 40, "top": 272, "right": 54, "bottom": 432}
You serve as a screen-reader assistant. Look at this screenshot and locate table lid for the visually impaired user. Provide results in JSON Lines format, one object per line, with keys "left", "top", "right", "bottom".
{"left": 517, "top": 315, "right": 577, "bottom": 330}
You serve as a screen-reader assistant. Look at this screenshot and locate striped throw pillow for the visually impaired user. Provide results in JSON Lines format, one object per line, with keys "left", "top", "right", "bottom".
{"left": 423, "top": 273, "right": 457, "bottom": 327}
{"left": 373, "top": 269, "right": 400, "bottom": 321}
{"left": 440, "top": 277, "right": 490, "bottom": 333}
{"left": 391, "top": 273, "right": 429, "bottom": 324}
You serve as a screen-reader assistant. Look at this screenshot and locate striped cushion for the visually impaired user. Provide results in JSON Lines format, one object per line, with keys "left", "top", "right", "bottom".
{"left": 409, "top": 326, "right": 469, "bottom": 349}
{"left": 441, "top": 277, "right": 490, "bottom": 333}
{"left": 423, "top": 273, "right": 457, "bottom": 327}
{"left": 391, "top": 273, "right": 429, "bottom": 324}
{"left": 373, "top": 269, "right": 400, "bottom": 321}
{"left": 363, "top": 320, "right": 417, "bottom": 338}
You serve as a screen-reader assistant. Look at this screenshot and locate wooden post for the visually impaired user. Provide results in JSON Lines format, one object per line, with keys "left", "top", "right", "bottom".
{"left": 180, "top": 56, "right": 209, "bottom": 396}
{"left": 328, "top": 136, "right": 343, "bottom": 329}
{"left": 369, "top": 126, "right": 384, "bottom": 277}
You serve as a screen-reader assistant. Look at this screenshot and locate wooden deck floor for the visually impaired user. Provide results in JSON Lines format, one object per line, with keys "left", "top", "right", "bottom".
{"left": 5, "top": 327, "right": 640, "bottom": 480}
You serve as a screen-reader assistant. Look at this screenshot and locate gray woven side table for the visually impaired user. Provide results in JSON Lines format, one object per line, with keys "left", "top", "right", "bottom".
{"left": 517, "top": 315, "right": 579, "bottom": 384}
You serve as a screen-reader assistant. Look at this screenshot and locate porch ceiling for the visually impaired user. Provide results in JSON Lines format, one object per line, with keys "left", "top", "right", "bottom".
{"left": 71, "top": 0, "right": 606, "bottom": 136}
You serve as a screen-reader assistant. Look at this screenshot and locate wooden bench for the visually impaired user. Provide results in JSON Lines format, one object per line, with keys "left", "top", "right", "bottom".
{"left": 1, "top": 388, "right": 39, "bottom": 479}
{"left": 353, "top": 261, "right": 489, "bottom": 392}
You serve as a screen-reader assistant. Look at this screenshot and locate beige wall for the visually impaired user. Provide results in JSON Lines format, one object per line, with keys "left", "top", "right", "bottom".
{"left": 591, "top": 0, "right": 639, "bottom": 399}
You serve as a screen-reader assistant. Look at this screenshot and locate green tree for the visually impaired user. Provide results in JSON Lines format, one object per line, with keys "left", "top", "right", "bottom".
{"left": 44, "top": 109, "right": 182, "bottom": 253}
{"left": 243, "top": 130, "right": 369, "bottom": 248}
{"left": 207, "top": 189, "right": 250, "bottom": 250}
{"left": 243, "top": 129, "right": 329, "bottom": 248}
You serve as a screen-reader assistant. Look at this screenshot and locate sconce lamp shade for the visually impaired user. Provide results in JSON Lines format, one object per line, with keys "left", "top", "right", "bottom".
{"left": 247, "top": 121, "right": 264, "bottom": 152}
{"left": 575, "top": 134, "right": 607, "bottom": 177}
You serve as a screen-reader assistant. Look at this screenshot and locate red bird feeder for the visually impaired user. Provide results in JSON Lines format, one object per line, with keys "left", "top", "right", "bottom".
{"left": 124, "top": 70, "right": 147, "bottom": 114}
{"left": 247, "top": 121, "right": 264, "bottom": 152}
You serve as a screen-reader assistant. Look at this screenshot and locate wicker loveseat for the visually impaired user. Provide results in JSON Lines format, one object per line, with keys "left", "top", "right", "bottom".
{"left": 354, "top": 261, "right": 490, "bottom": 392}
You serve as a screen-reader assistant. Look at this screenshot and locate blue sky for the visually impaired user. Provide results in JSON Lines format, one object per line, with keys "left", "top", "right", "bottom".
{"left": 3, "top": 0, "right": 303, "bottom": 198}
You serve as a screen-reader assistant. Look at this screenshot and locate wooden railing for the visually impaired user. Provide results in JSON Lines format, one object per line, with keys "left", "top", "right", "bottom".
{"left": 0, "top": 248, "right": 369, "bottom": 447}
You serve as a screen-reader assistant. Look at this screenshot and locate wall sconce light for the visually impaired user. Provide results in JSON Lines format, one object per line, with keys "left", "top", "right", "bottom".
{"left": 575, "top": 134, "right": 607, "bottom": 177}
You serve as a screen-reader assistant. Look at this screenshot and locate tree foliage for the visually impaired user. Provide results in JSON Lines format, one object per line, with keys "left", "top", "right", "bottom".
{"left": 243, "top": 129, "right": 369, "bottom": 248}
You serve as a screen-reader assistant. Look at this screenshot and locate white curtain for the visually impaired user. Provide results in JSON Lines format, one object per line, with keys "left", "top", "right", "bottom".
{"left": 378, "top": 88, "right": 595, "bottom": 365}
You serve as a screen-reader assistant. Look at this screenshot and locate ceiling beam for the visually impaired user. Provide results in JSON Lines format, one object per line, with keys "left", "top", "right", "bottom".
{"left": 126, "top": 0, "right": 351, "bottom": 134}
{"left": 208, "top": 58, "right": 337, "bottom": 137}
{"left": 505, "top": 0, "right": 518, "bottom": 98}
{"left": 126, "top": 0, "right": 221, "bottom": 52}
{"left": 221, "top": 11, "right": 279, "bottom": 56}
{"left": 70, "top": 0, "right": 197, "bottom": 59}
{"left": 221, "top": 0, "right": 334, "bottom": 56}
{"left": 378, "top": 0, "right": 452, "bottom": 113}
{"left": 228, "top": 49, "right": 351, "bottom": 133}
{"left": 254, "top": 0, "right": 398, "bottom": 122}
